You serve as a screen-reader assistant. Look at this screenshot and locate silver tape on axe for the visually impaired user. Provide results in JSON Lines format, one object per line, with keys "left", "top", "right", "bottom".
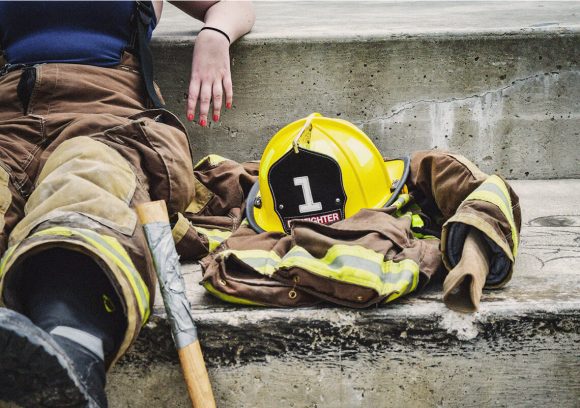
{"left": 143, "top": 222, "right": 198, "bottom": 349}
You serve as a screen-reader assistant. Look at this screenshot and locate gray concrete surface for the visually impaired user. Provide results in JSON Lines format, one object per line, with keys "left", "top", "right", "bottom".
{"left": 151, "top": 2, "right": 580, "bottom": 179}
{"left": 155, "top": 1, "right": 580, "bottom": 41}
{"left": 107, "top": 179, "right": 580, "bottom": 407}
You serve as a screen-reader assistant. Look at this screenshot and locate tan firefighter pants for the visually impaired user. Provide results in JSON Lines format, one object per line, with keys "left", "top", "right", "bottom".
{"left": 0, "top": 52, "right": 195, "bottom": 367}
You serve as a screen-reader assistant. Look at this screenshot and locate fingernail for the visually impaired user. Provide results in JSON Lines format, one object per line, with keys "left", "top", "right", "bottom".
{"left": 200, "top": 119, "right": 207, "bottom": 127}
{"left": 213, "top": 114, "right": 219, "bottom": 122}
{"left": 226, "top": 102, "right": 232, "bottom": 109}
{"left": 187, "top": 113, "right": 194, "bottom": 121}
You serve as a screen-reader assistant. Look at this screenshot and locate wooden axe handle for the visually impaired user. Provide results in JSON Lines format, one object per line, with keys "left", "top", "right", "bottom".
{"left": 136, "top": 200, "right": 216, "bottom": 408}
{"left": 179, "top": 341, "right": 216, "bottom": 408}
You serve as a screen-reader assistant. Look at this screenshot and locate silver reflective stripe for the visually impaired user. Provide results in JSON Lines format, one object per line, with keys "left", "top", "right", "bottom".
{"left": 328, "top": 255, "right": 416, "bottom": 285}
{"left": 287, "top": 250, "right": 415, "bottom": 285}
{"left": 473, "top": 183, "right": 512, "bottom": 216}
{"left": 241, "top": 256, "right": 280, "bottom": 270}
{"left": 50, "top": 326, "right": 104, "bottom": 361}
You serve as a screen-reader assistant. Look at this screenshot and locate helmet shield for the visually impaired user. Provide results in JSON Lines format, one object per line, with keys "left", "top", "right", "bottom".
{"left": 246, "top": 114, "right": 410, "bottom": 234}
{"left": 268, "top": 147, "right": 347, "bottom": 233}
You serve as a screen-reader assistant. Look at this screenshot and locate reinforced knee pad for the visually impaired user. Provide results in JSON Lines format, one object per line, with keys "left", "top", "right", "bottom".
{"left": 10, "top": 136, "right": 138, "bottom": 246}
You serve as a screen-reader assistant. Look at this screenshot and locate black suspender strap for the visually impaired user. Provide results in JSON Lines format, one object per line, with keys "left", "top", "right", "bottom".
{"left": 135, "top": 1, "right": 164, "bottom": 109}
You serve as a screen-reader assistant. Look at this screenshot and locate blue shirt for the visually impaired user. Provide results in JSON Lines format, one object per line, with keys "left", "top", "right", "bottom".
{"left": 0, "top": 1, "right": 156, "bottom": 67}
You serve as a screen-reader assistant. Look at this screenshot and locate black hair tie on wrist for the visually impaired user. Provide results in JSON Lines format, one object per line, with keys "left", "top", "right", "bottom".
{"left": 200, "top": 26, "right": 231, "bottom": 44}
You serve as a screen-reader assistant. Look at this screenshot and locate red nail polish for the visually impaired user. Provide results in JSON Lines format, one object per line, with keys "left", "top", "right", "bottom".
{"left": 200, "top": 119, "right": 207, "bottom": 127}
{"left": 187, "top": 113, "right": 193, "bottom": 121}
{"left": 213, "top": 114, "right": 219, "bottom": 122}
{"left": 226, "top": 102, "right": 232, "bottom": 109}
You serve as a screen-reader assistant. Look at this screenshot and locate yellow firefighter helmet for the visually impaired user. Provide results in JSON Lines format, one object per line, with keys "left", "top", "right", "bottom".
{"left": 246, "top": 113, "right": 409, "bottom": 233}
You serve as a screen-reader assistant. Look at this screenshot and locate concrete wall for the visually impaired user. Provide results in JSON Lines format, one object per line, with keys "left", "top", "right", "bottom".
{"left": 153, "top": 34, "right": 580, "bottom": 179}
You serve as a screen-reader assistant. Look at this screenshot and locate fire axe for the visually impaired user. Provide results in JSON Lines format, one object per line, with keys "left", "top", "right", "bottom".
{"left": 136, "top": 200, "right": 216, "bottom": 408}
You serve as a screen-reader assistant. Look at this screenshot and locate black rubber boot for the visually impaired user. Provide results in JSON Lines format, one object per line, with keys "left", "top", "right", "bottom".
{"left": 0, "top": 307, "right": 103, "bottom": 407}
{"left": 0, "top": 248, "right": 126, "bottom": 408}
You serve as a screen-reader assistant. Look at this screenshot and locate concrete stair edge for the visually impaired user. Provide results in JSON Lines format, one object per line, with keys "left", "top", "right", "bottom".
{"left": 119, "top": 178, "right": 580, "bottom": 368}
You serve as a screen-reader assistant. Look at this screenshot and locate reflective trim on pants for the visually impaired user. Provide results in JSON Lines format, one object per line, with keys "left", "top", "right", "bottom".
{"left": 1, "top": 226, "right": 150, "bottom": 323}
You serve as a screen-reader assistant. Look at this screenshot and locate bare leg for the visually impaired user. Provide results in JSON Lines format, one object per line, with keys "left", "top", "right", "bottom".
{"left": 443, "top": 229, "right": 490, "bottom": 313}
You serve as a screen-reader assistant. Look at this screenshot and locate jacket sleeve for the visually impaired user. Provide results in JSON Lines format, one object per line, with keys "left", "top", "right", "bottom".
{"left": 171, "top": 154, "right": 258, "bottom": 261}
{"left": 407, "top": 150, "right": 521, "bottom": 288}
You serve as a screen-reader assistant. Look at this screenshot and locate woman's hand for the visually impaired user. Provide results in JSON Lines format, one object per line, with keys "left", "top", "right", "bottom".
{"left": 186, "top": 28, "right": 232, "bottom": 126}
{"left": 168, "top": 0, "right": 255, "bottom": 125}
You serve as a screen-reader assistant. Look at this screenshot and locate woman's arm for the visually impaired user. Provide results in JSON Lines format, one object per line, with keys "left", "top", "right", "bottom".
{"left": 168, "top": 1, "right": 256, "bottom": 126}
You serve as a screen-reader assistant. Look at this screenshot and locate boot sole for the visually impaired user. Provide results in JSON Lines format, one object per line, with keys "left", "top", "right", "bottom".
{"left": 0, "top": 308, "right": 96, "bottom": 407}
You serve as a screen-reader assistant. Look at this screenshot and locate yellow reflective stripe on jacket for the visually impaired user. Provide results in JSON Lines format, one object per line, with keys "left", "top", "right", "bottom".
{"left": 219, "top": 244, "right": 420, "bottom": 302}
{"left": 203, "top": 281, "right": 264, "bottom": 306}
{"left": 392, "top": 194, "right": 411, "bottom": 210}
{"left": 394, "top": 210, "right": 424, "bottom": 229}
{"left": 193, "top": 226, "right": 231, "bottom": 252}
{"left": 280, "top": 245, "right": 419, "bottom": 300}
{"left": 31, "top": 227, "right": 150, "bottom": 322}
{"left": 411, "top": 214, "right": 424, "bottom": 229}
{"left": 221, "top": 249, "right": 282, "bottom": 277}
{"left": 463, "top": 175, "right": 519, "bottom": 256}
{"left": 412, "top": 231, "right": 438, "bottom": 240}
{"left": 194, "top": 154, "right": 228, "bottom": 169}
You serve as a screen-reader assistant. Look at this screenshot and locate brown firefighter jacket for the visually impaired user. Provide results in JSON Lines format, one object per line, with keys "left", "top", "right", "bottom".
{"left": 173, "top": 150, "right": 521, "bottom": 309}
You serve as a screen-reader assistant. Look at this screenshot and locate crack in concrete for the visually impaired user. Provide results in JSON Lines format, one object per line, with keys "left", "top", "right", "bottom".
{"left": 355, "top": 70, "right": 575, "bottom": 126}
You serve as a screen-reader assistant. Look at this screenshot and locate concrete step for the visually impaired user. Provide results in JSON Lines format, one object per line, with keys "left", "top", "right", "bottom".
{"left": 152, "top": 1, "right": 580, "bottom": 180}
{"left": 107, "top": 179, "right": 580, "bottom": 407}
